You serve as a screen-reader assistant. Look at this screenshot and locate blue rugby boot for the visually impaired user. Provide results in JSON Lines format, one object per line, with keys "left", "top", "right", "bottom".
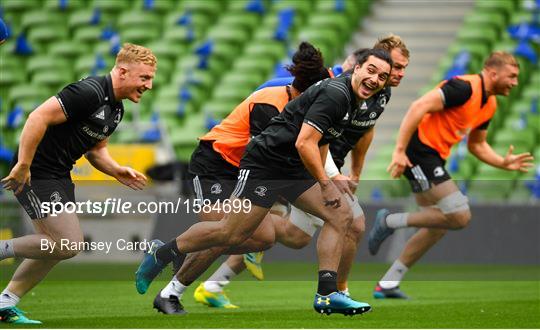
{"left": 0, "top": 307, "right": 42, "bottom": 324}
{"left": 368, "top": 209, "right": 394, "bottom": 255}
{"left": 373, "top": 283, "right": 409, "bottom": 299}
{"left": 135, "top": 239, "right": 165, "bottom": 294}
{"left": 313, "top": 292, "right": 371, "bottom": 316}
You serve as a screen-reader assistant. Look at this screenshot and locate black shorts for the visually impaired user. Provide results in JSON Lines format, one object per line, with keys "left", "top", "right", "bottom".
{"left": 15, "top": 178, "right": 75, "bottom": 220}
{"left": 188, "top": 141, "right": 239, "bottom": 204}
{"left": 234, "top": 154, "right": 317, "bottom": 209}
{"left": 403, "top": 130, "right": 452, "bottom": 193}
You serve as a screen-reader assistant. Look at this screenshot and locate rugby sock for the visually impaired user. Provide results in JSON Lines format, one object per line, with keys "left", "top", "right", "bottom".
{"left": 204, "top": 263, "right": 237, "bottom": 293}
{"left": 155, "top": 239, "right": 185, "bottom": 265}
{"left": 0, "top": 289, "right": 19, "bottom": 308}
{"left": 160, "top": 276, "right": 187, "bottom": 299}
{"left": 317, "top": 270, "right": 338, "bottom": 296}
{"left": 386, "top": 213, "right": 409, "bottom": 229}
{"left": 0, "top": 240, "right": 15, "bottom": 260}
{"left": 379, "top": 259, "right": 408, "bottom": 289}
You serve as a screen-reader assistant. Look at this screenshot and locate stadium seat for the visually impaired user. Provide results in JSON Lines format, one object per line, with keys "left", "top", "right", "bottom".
{"left": 218, "top": 12, "right": 260, "bottom": 32}
{"left": 27, "top": 24, "right": 69, "bottom": 45}
{"left": 201, "top": 100, "right": 240, "bottom": 121}
{"left": 1, "top": 0, "right": 41, "bottom": 12}
{"left": 8, "top": 84, "right": 50, "bottom": 110}
{"left": 211, "top": 85, "right": 253, "bottom": 104}
{"left": 220, "top": 71, "right": 265, "bottom": 90}
{"left": 73, "top": 25, "right": 104, "bottom": 44}
{"left": 120, "top": 26, "right": 161, "bottom": 45}
{"left": 171, "top": 70, "right": 214, "bottom": 90}
{"left": 20, "top": 11, "right": 63, "bottom": 30}
{"left": 207, "top": 27, "right": 250, "bottom": 48}
{"left": 44, "top": 0, "right": 87, "bottom": 11}
{"left": 180, "top": 0, "right": 223, "bottom": 20}
{"left": 243, "top": 42, "right": 287, "bottom": 63}
{"left": 26, "top": 55, "right": 70, "bottom": 77}
{"left": 48, "top": 40, "right": 91, "bottom": 60}
{"left": 117, "top": 11, "right": 161, "bottom": 30}
{"left": 91, "top": 0, "right": 130, "bottom": 13}
{"left": 32, "top": 69, "right": 74, "bottom": 90}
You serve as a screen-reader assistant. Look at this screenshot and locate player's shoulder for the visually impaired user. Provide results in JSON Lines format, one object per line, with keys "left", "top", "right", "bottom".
{"left": 71, "top": 75, "right": 108, "bottom": 103}
{"left": 323, "top": 76, "right": 353, "bottom": 105}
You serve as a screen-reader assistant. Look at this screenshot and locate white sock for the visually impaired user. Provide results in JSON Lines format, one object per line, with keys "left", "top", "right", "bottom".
{"left": 204, "top": 263, "right": 237, "bottom": 293}
{"left": 0, "top": 240, "right": 15, "bottom": 260}
{"left": 379, "top": 260, "right": 408, "bottom": 289}
{"left": 160, "top": 276, "right": 187, "bottom": 299}
{"left": 0, "top": 289, "right": 20, "bottom": 308}
{"left": 386, "top": 213, "right": 409, "bottom": 229}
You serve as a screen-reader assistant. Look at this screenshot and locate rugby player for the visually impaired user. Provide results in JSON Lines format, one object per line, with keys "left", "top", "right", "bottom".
{"left": 368, "top": 51, "right": 534, "bottom": 299}
{"left": 136, "top": 48, "right": 393, "bottom": 315}
{"left": 0, "top": 43, "right": 155, "bottom": 324}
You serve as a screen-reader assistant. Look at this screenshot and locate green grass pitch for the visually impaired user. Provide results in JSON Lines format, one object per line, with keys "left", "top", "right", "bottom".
{"left": 1, "top": 262, "right": 538, "bottom": 328}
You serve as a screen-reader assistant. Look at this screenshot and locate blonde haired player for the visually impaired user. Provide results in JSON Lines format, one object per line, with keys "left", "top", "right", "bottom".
{"left": 0, "top": 43, "right": 156, "bottom": 324}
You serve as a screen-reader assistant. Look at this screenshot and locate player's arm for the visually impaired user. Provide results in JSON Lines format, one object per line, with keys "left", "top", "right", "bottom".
{"left": 389, "top": 78, "right": 471, "bottom": 178}
{"left": 468, "top": 128, "right": 534, "bottom": 172}
{"left": 85, "top": 139, "right": 147, "bottom": 190}
{"left": 1, "top": 97, "right": 67, "bottom": 193}
{"left": 296, "top": 124, "right": 328, "bottom": 183}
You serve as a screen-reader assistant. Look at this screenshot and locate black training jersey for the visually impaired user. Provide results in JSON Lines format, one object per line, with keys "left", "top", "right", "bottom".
{"left": 330, "top": 86, "right": 391, "bottom": 169}
{"left": 12, "top": 75, "right": 124, "bottom": 179}
{"left": 244, "top": 75, "right": 360, "bottom": 171}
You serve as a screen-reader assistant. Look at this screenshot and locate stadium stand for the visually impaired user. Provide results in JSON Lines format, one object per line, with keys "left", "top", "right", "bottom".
{"left": 0, "top": 0, "right": 537, "bottom": 201}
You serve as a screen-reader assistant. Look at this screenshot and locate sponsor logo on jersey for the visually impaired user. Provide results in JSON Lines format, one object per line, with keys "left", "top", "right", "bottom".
{"left": 82, "top": 126, "right": 107, "bottom": 140}
{"left": 351, "top": 119, "right": 377, "bottom": 127}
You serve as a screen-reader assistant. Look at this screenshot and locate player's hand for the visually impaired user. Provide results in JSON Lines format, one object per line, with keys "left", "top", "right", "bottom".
{"left": 348, "top": 176, "right": 360, "bottom": 194}
{"left": 321, "top": 180, "right": 341, "bottom": 209}
{"left": 332, "top": 174, "right": 354, "bottom": 198}
{"left": 1, "top": 163, "right": 31, "bottom": 195}
{"left": 387, "top": 149, "right": 413, "bottom": 179}
{"left": 502, "top": 145, "right": 534, "bottom": 172}
{"left": 114, "top": 166, "right": 147, "bottom": 190}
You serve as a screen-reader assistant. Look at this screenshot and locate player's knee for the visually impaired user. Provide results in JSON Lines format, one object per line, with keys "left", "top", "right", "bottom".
{"left": 329, "top": 206, "right": 353, "bottom": 229}
{"left": 226, "top": 232, "right": 250, "bottom": 247}
{"left": 446, "top": 210, "right": 471, "bottom": 230}
{"left": 348, "top": 216, "right": 365, "bottom": 242}
{"left": 437, "top": 191, "right": 470, "bottom": 229}
{"left": 54, "top": 239, "right": 83, "bottom": 259}
{"left": 288, "top": 228, "right": 312, "bottom": 249}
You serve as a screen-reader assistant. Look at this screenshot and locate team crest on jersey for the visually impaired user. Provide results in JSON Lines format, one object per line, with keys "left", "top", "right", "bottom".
{"left": 254, "top": 186, "right": 267, "bottom": 197}
{"left": 378, "top": 95, "right": 387, "bottom": 108}
{"left": 433, "top": 166, "right": 445, "bottom": 177}
{"left": 50, "top": 191, "right": 62, "bottom": 203}
{"left": 210, "top": 183, "right": 222, "bottom": 194}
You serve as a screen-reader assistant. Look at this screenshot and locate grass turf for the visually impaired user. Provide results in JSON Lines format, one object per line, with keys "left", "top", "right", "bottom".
{"left": 0, "top": 262, "right": 538, "bottom": 328}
